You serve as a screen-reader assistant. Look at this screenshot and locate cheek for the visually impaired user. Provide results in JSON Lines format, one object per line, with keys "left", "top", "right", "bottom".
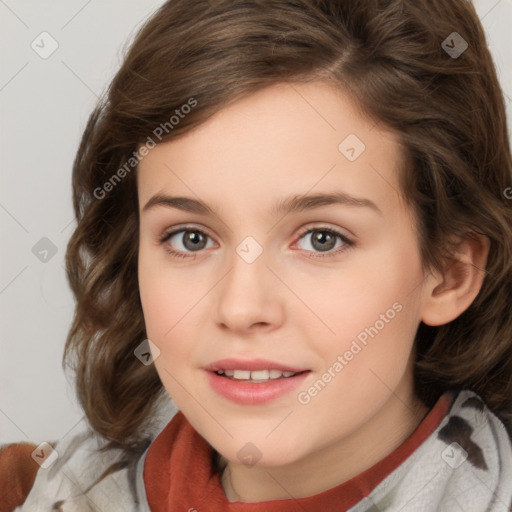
{"left": 138, "top": 245, "right": 202, "bottom": 339}
{"left": 290, "top": 236, "right": 423, "bottom": 405}
{"left": 139, "top": 274, "right": 178, "bottom": 341}
{"left": 295, "top": 295, "right": 420, "bottom": 444}
{"left": 138, "top": 248, "right": 208, "bottom": 397}
{"left": 138, "top": 265, "right": 195, "bottom": 401}
{"left": 289, "top": 245, "right": 422, "bottom": 350}
{"left": 316, "top": 291, "right": 420, "bottom": 412}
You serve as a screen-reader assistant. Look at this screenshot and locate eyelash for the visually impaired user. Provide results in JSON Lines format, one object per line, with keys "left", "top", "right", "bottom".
{"left": 158, "top": 225, "right": 354, "bottom": 260}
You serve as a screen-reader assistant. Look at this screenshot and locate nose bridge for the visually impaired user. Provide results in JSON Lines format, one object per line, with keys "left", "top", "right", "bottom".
{"left": 214, "top": 236, "right": 283, "bottom": 331}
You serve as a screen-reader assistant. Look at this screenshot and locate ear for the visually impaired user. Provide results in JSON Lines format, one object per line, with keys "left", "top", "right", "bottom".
{"left": 421, "top": 233, "right": 490, "bottom": 326}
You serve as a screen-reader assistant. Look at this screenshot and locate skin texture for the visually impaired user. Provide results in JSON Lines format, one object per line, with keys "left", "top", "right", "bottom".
{"left": 137, "top": 81, "right": 488, "bottom": 502}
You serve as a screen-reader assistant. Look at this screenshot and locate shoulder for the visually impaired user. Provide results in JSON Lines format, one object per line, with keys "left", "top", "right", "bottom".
{"left": 437, "top": 389, "right": 512, "bottom": 486}
{"left": 365, "top": 389, "right": 512, "bottom": 512}
{"left": 434, "top": 389, "right": 512, "bottom": 510}
{"left": 439, "top": 389, "right": 512, "bottom": 468}
{"left": 9, "top": 396, "right": 178, "bottom": 512}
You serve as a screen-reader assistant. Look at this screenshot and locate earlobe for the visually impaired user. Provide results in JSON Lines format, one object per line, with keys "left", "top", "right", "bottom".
{"left": 421, "top": 233, "right": 490, "bottom": 327}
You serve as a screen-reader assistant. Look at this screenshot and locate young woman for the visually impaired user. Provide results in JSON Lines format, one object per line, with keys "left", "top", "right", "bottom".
{"left": 4, "top": 0, "right": 512, "bottom": 510}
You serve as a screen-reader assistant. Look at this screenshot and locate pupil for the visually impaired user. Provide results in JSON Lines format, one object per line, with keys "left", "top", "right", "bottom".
{"left": 183, "top": 231, "right": 206, "bottom": 251}
{"left": 312, "top": 231, "right": 336, "bottom": 251}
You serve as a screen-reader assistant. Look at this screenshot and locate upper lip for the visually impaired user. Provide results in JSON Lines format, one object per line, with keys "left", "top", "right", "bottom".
{"left": 204, "top": 358, "right": 309, "bottom": 373}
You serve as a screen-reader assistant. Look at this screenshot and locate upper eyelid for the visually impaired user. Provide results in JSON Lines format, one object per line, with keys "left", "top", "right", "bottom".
{"left": 297, "top": 225, "right": 350, "bottom": 239}
{"left": 160, "top": 224, "right": 215, "bottom": 240}
{"left": 160, "top": 223, "right": 349, "bottom": 238}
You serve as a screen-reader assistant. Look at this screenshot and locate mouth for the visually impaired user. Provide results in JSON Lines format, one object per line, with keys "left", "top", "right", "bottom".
{"left": 204, "top": 358, "right": 311, "bottom": 404}
{"left": 204, "top": 358, "right": 309, "bottom": 380}
{"left": 214, "top": 368, "right": 307, "bottom": 382}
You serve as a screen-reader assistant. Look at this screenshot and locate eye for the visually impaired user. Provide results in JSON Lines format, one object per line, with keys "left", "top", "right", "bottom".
{"left": 160, "top": 228, "right": 215, "bottom": 257}
{"left": 295, "top": 227, "right": 353, "bottom": 257}
{"left": 158, "top": 225, "right": 353, "bottom": 260}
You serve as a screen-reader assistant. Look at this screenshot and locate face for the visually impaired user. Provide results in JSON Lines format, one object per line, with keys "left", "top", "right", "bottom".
{"left": 137, "top": 81, "right": 430, "bottom": 483}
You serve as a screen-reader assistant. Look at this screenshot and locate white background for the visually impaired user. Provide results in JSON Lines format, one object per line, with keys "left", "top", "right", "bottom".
{"left": 1, "top": 0, "right": 511, "bottom": 444}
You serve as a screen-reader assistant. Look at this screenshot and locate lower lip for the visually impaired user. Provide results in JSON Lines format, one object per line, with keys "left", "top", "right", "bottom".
{"left": 206, "top": 371, "right": 310, "bottom": 405}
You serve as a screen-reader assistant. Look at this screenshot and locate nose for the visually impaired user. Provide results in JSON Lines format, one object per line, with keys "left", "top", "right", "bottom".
{"left": 214, "top": 245, "right": 285, "bottom": 334}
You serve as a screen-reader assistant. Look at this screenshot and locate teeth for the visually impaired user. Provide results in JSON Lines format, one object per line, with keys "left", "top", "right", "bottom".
{"left": 216, "top": 369, "right": 298, "bottom": 381}
{"left": 233, "top": 370, "right": 251, "bottom": 380}
{"left": 251, "top": 370, "right": 270, "bottom": 380}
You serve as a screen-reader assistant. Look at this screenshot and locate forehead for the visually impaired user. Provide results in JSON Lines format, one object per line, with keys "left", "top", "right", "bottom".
{"left": 137, "top": 81, "right": 405, "bottom": 218}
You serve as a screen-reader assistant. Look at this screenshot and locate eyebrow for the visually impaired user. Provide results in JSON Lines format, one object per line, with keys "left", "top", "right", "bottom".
{"left": 142, "top": 191, "right": 382, "bottom": 217}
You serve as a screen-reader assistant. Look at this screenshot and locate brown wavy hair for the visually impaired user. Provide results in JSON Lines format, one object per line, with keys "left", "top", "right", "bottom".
{"left": 64, "top": 0, "right": 512, "bottom": 451}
